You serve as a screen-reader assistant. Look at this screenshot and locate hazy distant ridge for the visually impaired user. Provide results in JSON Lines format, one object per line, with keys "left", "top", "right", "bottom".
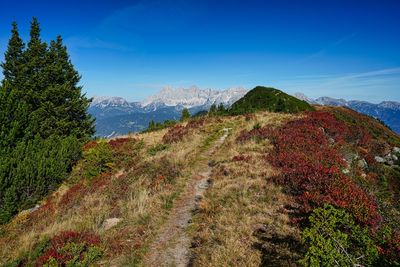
{"left": 294, "top": 93, "right": 400, "bottom": 133}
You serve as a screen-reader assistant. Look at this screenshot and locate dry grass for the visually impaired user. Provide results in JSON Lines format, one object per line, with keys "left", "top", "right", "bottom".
{"left": 0, "top": 118, "right": 222, "bottom": 265}
{"left": 0, "top": 113, "right": 302, "bottom": 266}
{"left": 189, "top": 112, "right": 302, "bottom": 266}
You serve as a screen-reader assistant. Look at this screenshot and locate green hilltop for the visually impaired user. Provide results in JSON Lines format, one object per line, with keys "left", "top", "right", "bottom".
{"left": 229, "top": 86, "right": 314, "bottom": 115}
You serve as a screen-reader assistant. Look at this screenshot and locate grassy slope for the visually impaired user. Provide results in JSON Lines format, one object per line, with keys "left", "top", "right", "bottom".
{"left": 189, "top": 112, "right": 302, "bottom": 266}
{"left": 1, "top": 106, "right": 399, "bottom": 266}
{"left": 1, "top": 114, "right": 293, "bottom": 266}
{"left": 229, "top": 86, "right": 314, "bottom": 115}
{"left": 0, "top": 117, "right": 228, "bottom": 265}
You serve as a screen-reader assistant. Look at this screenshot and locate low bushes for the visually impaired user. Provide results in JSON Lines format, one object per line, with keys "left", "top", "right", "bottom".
{"left": 185, "top": 117, "right": 206, "bottom": 129}
{"left": 35, "top": 231, "right": 102, "bottom": 266}
{"left": 82, "top": 141, "right": 113, "bottom": 180}
{"left": 236, "top": 110, "right": 400, "bottom": 264}
{"left": 145, "top": 120, "right": 176, "bottom": 133}
{"left": 108, "top": 137, "right": 131, "bottom": 149}
{"left": 5, "top": 231, "right": 102, "bottom": 266}
{"left": 162, "top": 125, "right": 188, "bottom": 144}
{"left": 301, "top": 204, "right": 378, "bottom": 266}
{"left": 236, "top": 126, "right": 275, "bottom": 144}
{"left": 260, "top": 111, "right": 380, "bottom": 226}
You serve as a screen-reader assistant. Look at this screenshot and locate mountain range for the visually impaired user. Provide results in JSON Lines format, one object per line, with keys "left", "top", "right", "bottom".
{"left": 294, "top": 93, "right": 400, "bottom": 134}
{"left": 89, "top": 87, "right": 400, "bottom": 137}
{"left": 89, "top": 86, "right": 247, "bottom": 137}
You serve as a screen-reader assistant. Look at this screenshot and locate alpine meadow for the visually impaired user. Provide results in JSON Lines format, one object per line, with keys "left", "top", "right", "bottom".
{"left": 1, "top": 1, "right": 400, "bottom": 267}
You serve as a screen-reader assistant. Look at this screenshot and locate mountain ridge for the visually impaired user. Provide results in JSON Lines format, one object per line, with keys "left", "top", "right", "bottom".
{"left": 89, "top": 87, "right": 247, "bottom": 137}
{"left": 88, "top": 88, "right": 400, "bottom": 137}
{"left": 294, "top": 93, "right": 400, "bottom": 133}
{"left": 141, "top": 86, "right": 247, "bottom": 108}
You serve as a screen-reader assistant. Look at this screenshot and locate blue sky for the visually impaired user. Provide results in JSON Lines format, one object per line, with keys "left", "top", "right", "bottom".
{"left": 1, "top": 0, "right": 400, "bottom": 102}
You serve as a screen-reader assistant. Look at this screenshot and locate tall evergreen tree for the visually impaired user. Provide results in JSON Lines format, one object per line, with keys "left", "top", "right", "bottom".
{"left": 0, "top": 18, "right": 94, "bottom": 223}
{"left": 0, "top": 22, "right": 25, "bottom": 89}
{"left": 0, "top": 22, "right": 29, "bottom": 148}
{"left": 217, "top": 103, "right": 226, "bottom": 114}
{"left": 30, "top": 35, "right": 94, "bottom": 139}
{"left": 181, "top": 108, "right": 190, "bottom": 121}
{"left": 23, "top": 17, "right": 48, "bottom": 109}
{"left": 209, "top": 104, "right": 217, "bottom": 115}
{"left": 46, "top": 35, "right": 80, "bottom": 86}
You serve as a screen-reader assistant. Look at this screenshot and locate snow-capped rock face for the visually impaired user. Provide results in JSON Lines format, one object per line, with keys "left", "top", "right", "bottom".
{"left": 141, "top": 86, "right": 247, "bottom": 108}
{"left": 91, "top": 96, "right": 133, "bottom": 108}
{"left": 89, "top": 86, "right": 248, "bottom": 137}
{"left": 294, "top": 93, "right": 316, "bottom": 104}
{"left": 314, "top": 97, "right": 349, "bottom": 107}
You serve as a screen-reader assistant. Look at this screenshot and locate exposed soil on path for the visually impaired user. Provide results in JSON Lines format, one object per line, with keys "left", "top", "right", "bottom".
{"left": 144, "top": 128, "right": 230, "bottom": 267}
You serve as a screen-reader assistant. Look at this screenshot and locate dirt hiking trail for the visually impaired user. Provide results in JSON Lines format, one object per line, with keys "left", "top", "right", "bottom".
{"left": 144, "top": 128, "right": 230, "bottom": 267}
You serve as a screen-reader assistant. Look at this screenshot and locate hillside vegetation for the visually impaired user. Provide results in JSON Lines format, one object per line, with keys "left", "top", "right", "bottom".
{"left": 0, "top": 19, "right": 93, "bottom": 224}
{"left": 229, "top": 86, "right": 314, "bottom": 115}
{"left": 1, "top": 104, "right": 399, "bottom": 266}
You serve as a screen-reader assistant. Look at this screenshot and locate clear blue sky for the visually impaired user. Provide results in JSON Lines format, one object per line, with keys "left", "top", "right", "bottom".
{"left": 1, "top": 0, "right": 399, "bottom": 102}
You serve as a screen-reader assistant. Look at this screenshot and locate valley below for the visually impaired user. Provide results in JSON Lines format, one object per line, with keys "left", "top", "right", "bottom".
{"left": 90, "top": 87, "right": 400, "bottom": 137}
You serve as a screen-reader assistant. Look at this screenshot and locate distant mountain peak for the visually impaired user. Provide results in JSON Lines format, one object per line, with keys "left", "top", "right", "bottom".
{"left": 294, "top": 92, "right": 316, "bottom": 104}
{"left": 141, "top": 86, "right": 247, "bottom": 108}
{"left": 314, "top": 96, "right": 349, "bottom": 107}
{"left": 378, "top": 101, "right": 400, "bottom": 110}
{"left": 293, "top": 93, "right": 400, "bottom": 134}
{"left": 91, "top": 96, "right": 132, "bottom": 108}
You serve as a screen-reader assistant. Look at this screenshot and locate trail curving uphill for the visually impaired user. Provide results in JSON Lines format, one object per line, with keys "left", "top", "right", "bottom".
{"left": 144, "top": 128, "right": 230, "bottom": 267}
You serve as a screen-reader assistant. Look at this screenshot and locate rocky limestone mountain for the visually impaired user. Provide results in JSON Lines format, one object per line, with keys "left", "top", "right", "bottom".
{"left": 89, "top": 86, "right": 248, "bottom": 137}
{"left": 141, "top": 86, "right": 247, "bottom": 108}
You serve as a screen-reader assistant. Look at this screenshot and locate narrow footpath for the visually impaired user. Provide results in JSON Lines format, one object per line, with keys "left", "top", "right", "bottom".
{"left": 144, "top": 128, "right": 230, "bottom": 267}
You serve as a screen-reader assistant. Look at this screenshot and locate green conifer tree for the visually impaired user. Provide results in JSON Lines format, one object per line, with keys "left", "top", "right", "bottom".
{"left": 0, "top": 82, "right": 29, "bottom": 148}
{"left": 209, "top": 104, "right": 217, "bottom": 116}
{"left": 217, "top": 103, "right": 225, "bottom": 114}
{"left": 181, "top": 108, "right": 190, "bottom": 121}
{"left": 0, "top": 22, "right": 25, "bottom": 89}
{"left": 0, "top": 18, "right": 94, "bottom": 223}
{"left": 30, "top": 35, "right": 94, "bottom": 139}
{"left": 23, "top": 17, "right": 48, "bottom": 109}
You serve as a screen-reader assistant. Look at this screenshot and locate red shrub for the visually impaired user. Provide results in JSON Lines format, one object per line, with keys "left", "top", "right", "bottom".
{"left": 163, "top": 125, "right": 189, "bottom": 144}
{"left": 236, "top": 127, "right": 275, "bottom": 143}
{"left": 357, "top": 128, "right": 373, "bottom": 147}
{"left": 244, "top": 114, "right": 256, "bottom": 121}
{"left": 27, "top": 196, "right": 56, "bottom": 226}
{"left": 380, "top": 231, "right": 400, "bottom": 262}
{"left": 83, "top": 141, "right": 98, "bottom": 151}
{"left": 35, "top": 231, "right": 101, "bottom": 266}
{"left": 109, "top": 137, "right": 132, "bottom": 149}
{"left": 58, "top": 183, "right": 86, "bottom": 209}
{"left": 89, "top": 172, "right": 112, "bottom": 193}
{"left": 58, "top": 172, "right": 113, "bottom": 209}
{"left": 186, "top": 118, "right": 206, "bottom": 129}
{"left": 262, "top": 111, "right": 381, "bottom": 227}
